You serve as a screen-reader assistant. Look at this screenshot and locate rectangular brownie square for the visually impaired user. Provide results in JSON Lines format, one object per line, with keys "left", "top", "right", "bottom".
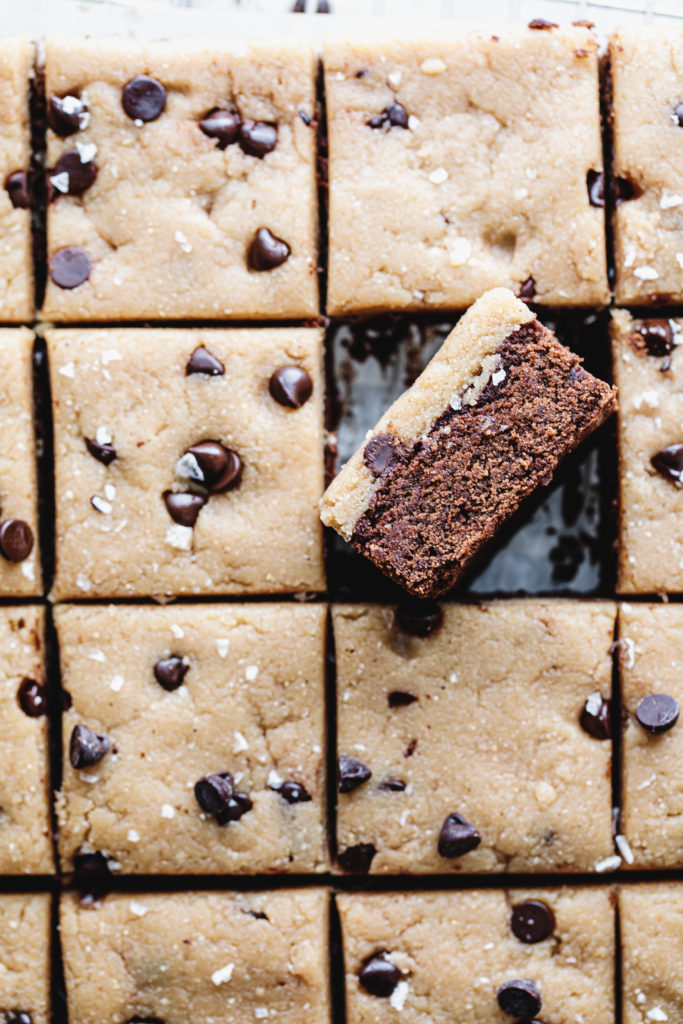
{"left": 333, "top": 599, "right": 615, "bottom": 875}
{"left": 47, "top": 327, "right": 325, "bottom": 599}
{"left": 621, "top": 884, "right": 683, "bottom": 1024}
{"left": 0, "top": 894, "right": 51, "bottom": 1024}
{"left": 321, "top": 289, "right": 616, "bottom": 598}
{"left": 42, "top": 37, "right": 318, "bottom": 320}
{"left": 0, "top": 40, "right": 33, "bottom": 322}
{"left": 55, "top": 602, "right": 327, "bottom": 875}
{"left": 324, "top": 25, "right": 608, "bottom": 315}
{"left": 338, "top": 888, "right": 614, "bottom": 1024}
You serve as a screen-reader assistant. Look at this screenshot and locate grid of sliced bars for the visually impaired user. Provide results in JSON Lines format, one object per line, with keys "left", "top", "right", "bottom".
{"left": 1, "top": 19, "right": 683, "bottom": 1024}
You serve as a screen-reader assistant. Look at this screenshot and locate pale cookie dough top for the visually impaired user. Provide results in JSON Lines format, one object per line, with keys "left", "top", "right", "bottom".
{"left": 55, "top": 602, "right": 327, "bottom": 874}
{"left": 60, "top": 889, "right": 330, "bottom": 1024}
{"left": 611, "top": 27, "right": 683, "bottom": 305}
{"left": 42, "top": 35, "right": 318, "bottom": 321}
{"left": 338, "top": 887, "right": 615, "bottom": 1024}
{"left": 611, "top": 310, "right": 683, "bottom": 594}
{"left": 0, "top": 894, "right": 51, "bottom": 1024}
{"left": 0, "top": 607, "right": 52, "bottom": 875}
{"left": 619, "top": 603, "right": 683, "bottom": 869}
{"left": 334, "top": 600, "right": 615, "bottom": 874}
{"left": 325, "top": 25, "right": 608, "bottom": 315}
{"left": 47, "top": 327, "right": 325, "bottom": 599}
{"left": 621, "top": 884, "right": 683, "bottom": 1024}
{"left": 0, "top": 41, "right": 33, "bottom": 323}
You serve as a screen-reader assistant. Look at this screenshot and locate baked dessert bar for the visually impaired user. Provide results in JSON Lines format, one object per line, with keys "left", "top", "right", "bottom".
{"left": 0, "top": 894, "right": 51, "bottom": 1023}
{"left": 620, "top": 884, "right": 683, "bottom": 1024}
{"left": 0, "top": 40, "right": 33, "bottom": 322}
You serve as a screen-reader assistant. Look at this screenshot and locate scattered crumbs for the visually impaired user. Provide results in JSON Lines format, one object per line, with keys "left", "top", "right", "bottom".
{"left": 101, "top": 349, "right": 122, "bottom": 366}
{"left": 634, "top": 266, "right": 659, "bottom": 280}
{"left": 80, "top": 773, "right": 99, "bottom": 784}
{"left": 165, "top": 525, "right": 193, "bottom": 551}
{"left": 161, "top": 804, "right": 175, "bottom": 819}
{"left": 59, "top": 361, "right": 75, "bottom": 378}
{"left": 127, "top": 829, "right": 140, "bottom": 843}
{"left": 129, "top": 900, "right": 148, "bottom": 917}
{"left": 388, "top": 70, "right": 402, "bottom": 87}
{"left": 216, "top": 638, "right": 230, "bottom": 658}
{"left": 623, "top": 243, "right": 636, "bottom": 268}
{"left": 245, "top": 665, "right": 258, "bottom": 682}
{"left": 594, "top": 854, "right": 621, "bottom": 873}
{"left": 428, "top": 166, "right": 448, "bottom": 185}
{"left": 88, "top": 650, "right": 105, "bottom": 662}
{"left": 491, "top": 368, "right": 506, "bottom": 386}
{"left": 448, "top": 237, "right": 471, "bottom": 266}
{"left": 420, "top": 57, "right": 446, "bottom": 75}
{"left": 211, "top": 963, "right": 235, "bottom": 986}
{"left": 615, "top": 833, "right": 634, "bottom": 865}
{"left": 233, "top": 731, "right": 249, "bottom": 753}
{"left": 390, "top": 981, "right": 410, "bottom": 1012}
{"left": 268, "top": 769, "right": 283, "bottom": 789}
{"left": 174, "top": 229, "right": 193, "bottom": 254}
{"left": 76, "top": 573, "right": 92, "bottom": 593}
{"left": 660, "top": 191, "right": 683, "bottom": 209}
{"left": 171, "top": 624, "right": 185, "bottom": 639}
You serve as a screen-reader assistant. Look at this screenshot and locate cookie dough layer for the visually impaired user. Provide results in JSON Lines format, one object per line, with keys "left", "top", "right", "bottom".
{"left": 0, "top": 607, "right": 52, "bottom": 874}
{"left": 43, "top": 36, "right": 318, "bottom": 321}
{"left": 0, "top": 41, "right": 33, "bottom": 322}
{"left": 56, "top": 603, "right": 327, "bottom": 874}
{"left": 0, "top": 894, "right": 51, "bottom": 1024}
{"left": 339, "top": 888, "right": 615, "bottom": 1024}
{"left": 47, "top": 327, "right": 325, "bottom": 599}
{"left": 334, "top": 600, "right": 615, "bottom": 874}
{"left": 322, "top": 290, "right": 616, "bottom": 598}
{"left": 325, "top": 26, "right": 608, "bottom": 315}
{"left": 619, "top": 603, "right": 683, "bottom": 869}
{"left": 61, "top": 890, "right": 330, "bottom": 1024}
{"left": 611, "top": 27, "right": 683, "bottom": 305}
{"left": 621, "top": 884, "right": 683, "bottom": 1024}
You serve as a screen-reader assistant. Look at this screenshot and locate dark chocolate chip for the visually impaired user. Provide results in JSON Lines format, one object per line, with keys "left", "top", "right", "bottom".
{"left": 52, "top": 149, "right": 97, "bottom": 195}
{"left": 242, "top": 909, "right": 269, "bottom": 920}
{"left": 269, "top": 366, "right": 313, "bottom": 408}
{"left": 49, "top": 246, "right": 91, "bottom": 288}
{"left": 163, "top": 491, "right": 206, "bottom": 527}
{"left": 279, "top": 781, "right": 312, "bottom": 803}
{"left": 299, "top": 110, "right": 312, "bottom": 126}
{"left": 396, "top": 599, "right": 443, "bottom": 637}
{"left": 292, "top": 0, "right": 305, "bottom": 10}
{"left": 73, "top": 848, "right": 113, "bottom": 876}
{"left": 338, "top": 754, "right": 372, "bottom": 793}
{"left": 186, "top": 441, "right": 242, "bottom": 493}
{"left": 368, "top": 103, "right": 409, "bottom": 130}
{"left": 638, "top": 319, "right": 674, "bottom": 356}
{"left": 5, "top": 170, "right": 29, "bottom": 209}
{"left": 247, "top": 227, "right": 291, "bottom": 270}
{"left": 511, "top": 899, "right": 555, "bottom": 943}
{"left": 673, "top": 103, "right": 683, "bottom": 127}
{"left": 518, "top": 275, "right": 536, "bottom": 300}
{"left": 497, "top": 979, "right": 542, "bottom": 1018}
{"left": 635, "top": 694, "right": 680, "bottom": 734}
{"left": 69, "top": 724, "right": 110, "bottom": 769}
{"left": 358, "top": 952, "right": 400, "bottom": 997}
{"left": 5, "top": 1013, "right": 33, "bottom": 1024}
{"left": 651, "top": 444, "right": 683, "bottom": 485}
{"left": 85, "top": 436, "right": 116, "bottom": 465}
{"left": 199, "top": 108, "right": 241, "bottom": 149}
{"left": 378, "top": 779, "right": 406, "bottom": 792}
{"left": 614, "top": 176, "right": 641, "bottom": 204}
{"left": 48, "top": 95, "right": 88, "bottom": 137}
{"left": 239, "top": 120, "right": 278, "bottom": 158}
{"left": 17, "top": 678, "right": 47, "bottom": 717}
{"left": 62, "top": 690, "right": 73, "bottom": 711}
{"left": 194, "top": 771, "right": 234, "bottom": 814}
{"left": 317, "top": 0, "right": 331, "bottom": 11}
{"left": 154, "top": 656, "right": 188, "bottom": 691}
{"left": 215, "top": 790, "right": 253, "bottom": 825}
{"left": 528, "top": 18, "right": 557, "bottom": 28}
{"left": 437, "top": 812, "right": 481, "bottom": 858}
{"left": 586, "top": 169, "right": 604, "bottom": 208}
{"left": 122, "top": 76, "right": 166, "bottom": 122}
{"left": 580, "top": 693, "right": 611, "bottom": 740}
{"left": 364, "top": 433, "right": 403, "bottom": 476}
{"left": 0, "top": 519, "right": 33, "bottom": 563}
{"left": 186, "top": 345, "right": 225, "bottom": 376}
{"left": 388, "top": 690, "right": 417, "bottom": 708}
{"left": 404, "top": 739, "right": 417, "bottom": 757}
{"left": 338, "top": 843, "right": 376, "bottom": 873}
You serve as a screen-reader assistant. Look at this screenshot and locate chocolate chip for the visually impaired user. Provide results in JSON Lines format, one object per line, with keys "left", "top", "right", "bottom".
{"left": 279, "top": 781, "right": 312, "bottom": 804}
{"left": 364, "top": 433, "right": 403, "bottom": 476}
{"left": 586, "top": 169, "right": 604, "bottom": 208}
{"left": 388, "top": 690, "right": 417, "bottom": 708}
{"left": 299, "top": 110, "right": 312, "bottom": 126}
{"left": 528, "top": 18, "right": 557, "bottom": 28}
{"left": 673, "top": 103, "right": 683, "bottom": 126}
{"left": 317, "top": 0, "right": 330, "bottom": 10}
{"left": 338, "top": 754, "right": 372, "bottom": 793}
{"left": 518, "top": 275, "right": 536, "bottom": 301}
{"left": 638, "top": 319, "right": 674, "bottom": 357}
{"left": 368, "top": 103, "right": 409, "bottom": 129}
{"left": 0, "top": 520, "right": 33, "bottom": 563}
{"left": 5, "top": 1013, "right": 33, "bottom": 1024}
{"left": 17, "top": 678, "right": 47, "bottom": 717}
{"left": 379, "top": 779, "right": 406, "bottom": 792}
{"left": 163, "top": 491, "right": 206, "bottom": 527}
{"left": 437, "top": 813, "right": 481, "bottom": 858}
{"left": 216, "top": 790, "right": 253, "bottom": 826}
{"left": 497, "top": 979, "right": 542, "bottom": 1018}
{"left": 154, "top": 656, "right": 188, "bottom": 691}
{"left": 50, "top": 246, "right": 91, "bottom": 289}
{"left": 247, "top": 227, "right": 291, "bottom": 270}
{"left": 122, "top": 76, "right": 166, "bottom": 122}
{"left": 48, "top": 95, "right": 88, "bottom": 137}
{"left": 396, "top": 599, "right": 443, "bottom": 637}
{"left": 269, "top": 366, "right": 313, "bottom": 409}
{"left": 511, "top": 899, "right": 555, "bottom": 943}
{"left": 199, "top": 108, "right": 241, "bottom": 149}
{"left": 292, "top": 0, "right": 305, "bottom": 10}
{"left": 338, "top": 843, "right": 376, "bottom": 873}
{"left": 52, "top": 149, "right": 97, "bottom": 196}
{"left": 73, "top": 848, "right": 113, "bottom": 877}
{"left": 614, "top": 176, "right": 641, "bottom": 204}
{"left": 580, "top": 693, "right": 611, "bottom": 740}
{"left": 195, "top": 771, "right": 234, "bottom": 814}
{"left": 404, "top": 739, "right": 417, "bottom": 757}
{"left": 85, "top": 436, "right": 116, "bottom": 465}
{"left": 5, "top": 171, "right": 29, "bottom": 208}
{"left": 186, "top": 345, "right": 225, "bottom": 376}
{"left": 69, "top": 724, "right": 110, "bottom": 769}
{"left": 651, "top": 444, "right": 683, "bottom": 485}
{"left": 239, "top": 120, "right": 278, "bottom": 157}
{"left": 358, "top": 952, "right": 400, "bottom": 997}
{"left": 635, "top": 694, "right": 680, "bottom": 734}
{"left": 186, "top": 441, "right": 242, "bottom": 493}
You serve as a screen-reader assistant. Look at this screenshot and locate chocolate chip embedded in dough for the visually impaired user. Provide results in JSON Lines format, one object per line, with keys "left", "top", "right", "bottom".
{"left": 0, "top": 519, "right": 33, "bottom": 562}
{"left": 5, "top": 170, "right": 29, "bottom": 208}
{"left": 364, "top": 433, "right": 404, "bottom": 476}
{"left": 437, "top": 812, "right": 481, "bottom": 858}
{"left": 638, "top": 319, "right": 674, "bottom": 357}
{"left": 69, "top": 724, "right": 110, "bottom": 769}
{"left": 579, "top": 692, "right": 611, "bottom": 740}
{"left": 279, "top": 781, "right": 312, "bottom": 804}
{"left": 163, "top": 491, "right": 206, "bottom": 527}
{"left": 52, "top": 149, "right": 97, "bottom": 195}
{"left": 122, "top": 76, "right": 166, "bottom": 122}
{"left": 239, "top": 119, "right": 278, "bottom": 157}
{"left": 199, "top": 108, "right": 241, "bottom": 149}
{"left": 368, "top": 103, "right": 409, "bottom": 129}
{"left": 185, "top": 441, "right": 242, "bottom": 493}
{"left": 153, "top": 656, "right": 188, "bottom": 692}
{"left": 247, "top": 227, "right": 291, "bottom": 271}
{"left": 388, "top": 690, "right": 417, "bottom": 708}
{"left": 395, "top": 599, "right": 443, "bottom": 637}
{"left": 497, "top": 979, "right": 542, "bottom": 1019}
{"left": 650, "top": 444, "right": 683, "bottom": 485}
{"left": 338, "top": 754, "right": 371, "bottom": 793}
{"left": 269, "top": 366, "right": 313, "bottom": 409}
{"left": 586, "top": 169, "right": 605, "bottom": 208}
{"left": 358, "top": 952, "right": 401, "bottom": 997}
{"left": 378, "top": 779, "right": 406, "bottom": 792}
{"left": 635, "top": 694, "right": 680, "bottom": 734}
{"left": 48, "top": 95, "right": 88, "bottom": 136}
{"left": 49, "top": 246, "right": 91, "bottom": 288}
{"left": 518, "top": 275, "right": 536, "bottom": 301}
{"left": 85, "top": 435, "right": 116, "bottom": 465}
{"left": 510, "top": 899, "right": 556, "bottom": 943}
{"left": 194, "top": 771, "right": 234, "bottom": 815}
{"left": 337, "top": 842, "right": 376, "bottom": 873}
{"left": 186, "top": 345, "right": 225, "bottom": 376}
{"left": 17, "top": 678, "right": 47, "bottom": 717}
{"left": 673, "top": 102, "right": 683, "bottom": 126}
{"left": 528, "top": 18, "right": 557, "bottom": 29}
{"left": 5, "top": 1013, "right": 33, "bottom": 1024}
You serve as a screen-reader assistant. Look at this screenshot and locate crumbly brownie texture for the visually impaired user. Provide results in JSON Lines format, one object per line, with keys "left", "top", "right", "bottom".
{"left": 0, "top": 607, "right": 52, "bottom": 874}
{"left": 612, "top": 310, "right": 683, "bottom": 593}
{"left": 334, "top": 600, "right": 615, "bottom": 874}
{"left": 60, "top": 890, "right": 330, "bottom": 1024}
{"left": 42, "top": 36, "right": 318, "bottom": 321}
{"left": 324, "top": 26, "right": 608, "bottom": 315}
{"left": 0, "top": 329, "right": 41, "bottom": 596}
{"left": 610, "top": 27, "right": 683, "bottom": 305}
{"left": 619, "top": 603, "right": 683, "bottom": 869}
{"left": 0, "top": 894, "right": 51, "bottom": 1024}
{"left": 0, "top": 41, "right": 33, "bottom": 322}
{"left": 338, "top": 887, "right": 614, "bottom": 1024}
{"left": 47, "top": 327, "right": 325, "bottom": 599}
{"left": 55, "top": 603, "right": 327, "bottom": 874}
{"left": 621, "top": 884, "right": 683, "bottom": 1024}
{"left": 321, "top": 290, "right": 616, "bottom": 598}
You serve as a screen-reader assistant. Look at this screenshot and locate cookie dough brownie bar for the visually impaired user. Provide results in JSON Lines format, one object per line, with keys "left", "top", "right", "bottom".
{"left": 0, "top": 41, "right": 33, "bottom": 322}
{"left": 0, "top": 894, "right": 51, "bottom": 1024}
{"left": 621, "top": 884, "right": 683, "bottom": 1024}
